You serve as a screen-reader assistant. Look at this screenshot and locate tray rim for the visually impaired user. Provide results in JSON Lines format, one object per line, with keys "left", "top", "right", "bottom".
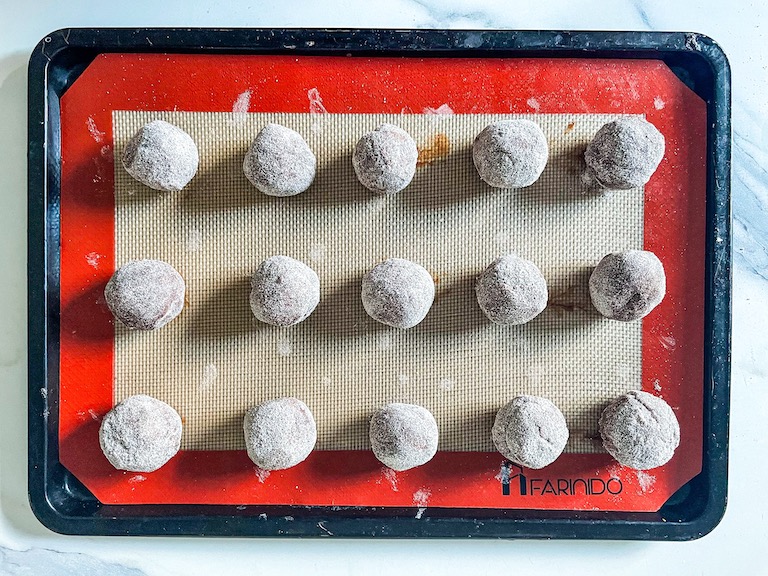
{"left": 27, "top": 27, "right": 732, "bottom": 540}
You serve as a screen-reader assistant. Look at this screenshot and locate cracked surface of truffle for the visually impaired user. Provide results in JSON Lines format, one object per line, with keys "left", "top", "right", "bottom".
{"left": 243, "top": 397, "right": 317, "bottom": 470}
{"left": 584, "top": 117, "right": 665, "bottom": 190}
{"left": 104, "top": 259, "right": 186, "bottom": 330}
{"left": 243, "top": 123, "right": 317, "bottom": 197}
{"left": 352, "top": 124, "right": 418, "bottom": 194}
{"left": 250, "top": 256, "right": 320, "bottom": 327}
{"left": 472, "top": 119, "right": 549, "bottom": 188}
{"left": 99, "top": 395, "right": 182, "bottom": 473}
{"left": 369, "top": 403, "right": 439, "bottom": 471}
{"left": 491, "top": 395, "right": 569, "bottom": 469}
{"left": 599, "top": 390, "right": 680, "bottom": 470}
{"left": 361, "top": 258, "right": 435, "bottom": 329}
{"left": 122, "top": 120, "right": 199, "bottom": 192}
{"left": 589, "top": 250, "right": 666, "bottom": 321}
{"left": 476, "top": 254, "right": 548, "bottom": 325}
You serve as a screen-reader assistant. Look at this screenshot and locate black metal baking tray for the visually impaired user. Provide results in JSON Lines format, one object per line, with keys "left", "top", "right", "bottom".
{"left": 28, "top": 28, "right": 731, "bottom": 539}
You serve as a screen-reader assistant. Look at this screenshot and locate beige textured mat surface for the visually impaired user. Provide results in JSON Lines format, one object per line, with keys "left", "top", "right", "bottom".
{"left": 112, "top": 110, "right": 643, "bottom": 453}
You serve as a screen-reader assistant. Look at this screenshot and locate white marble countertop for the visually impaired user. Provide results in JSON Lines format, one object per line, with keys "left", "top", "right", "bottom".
{"left": 0, "top": 1, "right": 764, "bottom": 574}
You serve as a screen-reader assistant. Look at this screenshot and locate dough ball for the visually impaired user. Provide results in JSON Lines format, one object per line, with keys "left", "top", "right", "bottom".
{"left": 476, "top": 254, "right": 548, "bottom": 325}
{"left": 243, "top": 397, "right": 317, "bottom": 470}
{"left": 369, "top": 403, "right": 439, "bottom": 471}
{"left": 492, "top": 395, "right": 569, "bottom": 469}
{"left": 104, "top": 259, "right": 186, "bottom": 330}
{"left": 250, "top": 256, "right": 320, "bottom": 327}
{"left": 599, "top": 390, "right": 680, "bottom": 470}
{"left": 352, "top": 124, "right": 418, "bottom": 194}
{"left": 361, "top": 258, "right": 435, "bottom": 329}
{"left": 122, "top": 120, "right": 199, "bottom": 192}
{"left": 589, "top": 250, "right": 666, "bottom": 321}
{"left": 243, "top": 123, "right": 317, "bottom": 197}
{"left": 99, "top": 394, "right": 182, "bottom": 472}
{"left": 472, "top": 119, "right": 549, "bottom": 188}
{"left": 584, "top": 117, "right": 665, "bottom": 190}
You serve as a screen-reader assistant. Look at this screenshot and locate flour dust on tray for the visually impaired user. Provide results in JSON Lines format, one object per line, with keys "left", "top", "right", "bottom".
{"left": 99, "top": 394, "right": 183, "bottom": 473}
{"left": 361, "top": 258, "right": 435, "bottom": 329}
{"left": 122, "top": 119, "right": 199, "bottom": 192}
{"left": 104, "top": 259, "right": 186, "bottom": 330}
{"left": 352, "top": 124, "right": 418, "bottom": 194}
{"left": 472, "top": 119, "right": 549, "bottom": 188}
{"left": 243, "top": 397, "right": 317, "bottom": 470}
{"left": 250, "top": 255, "right": 320, "bottom": 327}
{"left": 475, "top": 254, "right": 548, "bottom": 325}
{"left": 584, "top": 117, "right": 665, "bottom": 190}
{"left": 369, "top": 403, "right": 439, "bottom": 471}
{"left": 599, "top": 390, "right": 680, "bottom": 470}
{"left": 491, "top": 395, "right": 569, "bottom": 469}
{"left": 589, "top": 250, "right": 666, "bottom": 321}
{"left": 243, "top": 123, "right": 317, "bottom": 197}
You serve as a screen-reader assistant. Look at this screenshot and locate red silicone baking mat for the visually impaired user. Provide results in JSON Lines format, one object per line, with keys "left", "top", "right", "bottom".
{"left": 58, "top": 53, "right": 705, "bottom": 511}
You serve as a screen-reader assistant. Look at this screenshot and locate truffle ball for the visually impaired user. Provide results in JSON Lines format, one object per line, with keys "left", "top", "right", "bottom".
{"left": 243, "top": 123, "right": 317, "bottom": 197}
{"left": 243, "top": 397, "right": 317, "bottom": 470}
{"left": 99, "top": 394, "right": 182, "bottom": 473}
{"left": 492, "top": 395, "right": 569, "bottom": 469}
{"left": 589, "top": 250, "right": 666, "bottom": 321}
{"left": 122, "top": 120, "right": 199, "bottom": 192}
{"left": 369, "top": 403, "right": 439, "bottom": 471}
{"left": 250, "top": 256, "right": 320, "bottom": 327}
{"left": 104, "top": 259, "right": 186, "bottom": 330}
{"left": 472, "top": 119, "right": 549, "bottom": 188}
{"left": 352, "top": 124, "right": 418, "bottom": 194}
{"left": 476, "top": 254, "right": 548, "bottom": 325}
{"left": 361, "top": 258, "right": 435, "bottom": 329}
{"left": 599, "top": 390, "right": 680, "bottom": 470}
{"left": 584, "top": 117, "right": 665, "bottom": 190}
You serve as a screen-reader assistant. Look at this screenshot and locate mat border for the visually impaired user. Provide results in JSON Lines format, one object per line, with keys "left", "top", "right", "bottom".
{"left": 28, "top": 28, "right": 731, "bottom": 539}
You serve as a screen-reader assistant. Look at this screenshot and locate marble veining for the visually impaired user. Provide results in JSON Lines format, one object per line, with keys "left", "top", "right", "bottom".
{"left": 0, "top": 547, "right": 147, "bottom": 576}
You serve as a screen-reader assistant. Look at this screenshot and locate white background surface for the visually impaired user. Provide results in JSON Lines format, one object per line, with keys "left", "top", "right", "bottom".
{"left": 1, "top": 1, "right": 765, "bottom": 574}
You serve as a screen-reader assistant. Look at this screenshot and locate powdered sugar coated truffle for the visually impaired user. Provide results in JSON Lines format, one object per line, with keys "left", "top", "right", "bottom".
{"left": 589, "top": 250, "right": 666, "bottom": 321}
{"left": 599, "top": 390, "right": 680, "bottom": 470}
{"left": 243, "top": 397, "right": 317, "bottom": 470}
{"left": 584, "top": 117, "right": 665, "bottom": 190}
{"left": 369, "top": 403, "right": 439, "bottom": 471}
{"left": 99, "top": 394, "right": 182, "bottom": 472}
{"left": 250, "top": 256, "right": 320, "bottom": 327}
{"left": 352, "top": 124, "right": 418, "bottom": 194}
{"left": 492, "top": 395, "right": 569, "bottom": 469}
{"left": 472, "top": 119, "right": 549, "bottom": 188}
{"left": 361, "top": 258, "right": 435, "bottom": 329}
{"left": 104, "top": 259, "right": 186, "bottom": 330}
{"left": 243, "top": 123, "right": 317, "bottom": 197}
{"left": 122, "top": 120, "right": 199, "bottom": 192}
{"left": 476, "top": 254, "right": 548, "bottom": 325}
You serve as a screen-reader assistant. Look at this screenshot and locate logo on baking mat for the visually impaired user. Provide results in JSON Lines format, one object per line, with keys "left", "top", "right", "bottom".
{"left": 499, "top": 462, "right": 623, "bottom": 497}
